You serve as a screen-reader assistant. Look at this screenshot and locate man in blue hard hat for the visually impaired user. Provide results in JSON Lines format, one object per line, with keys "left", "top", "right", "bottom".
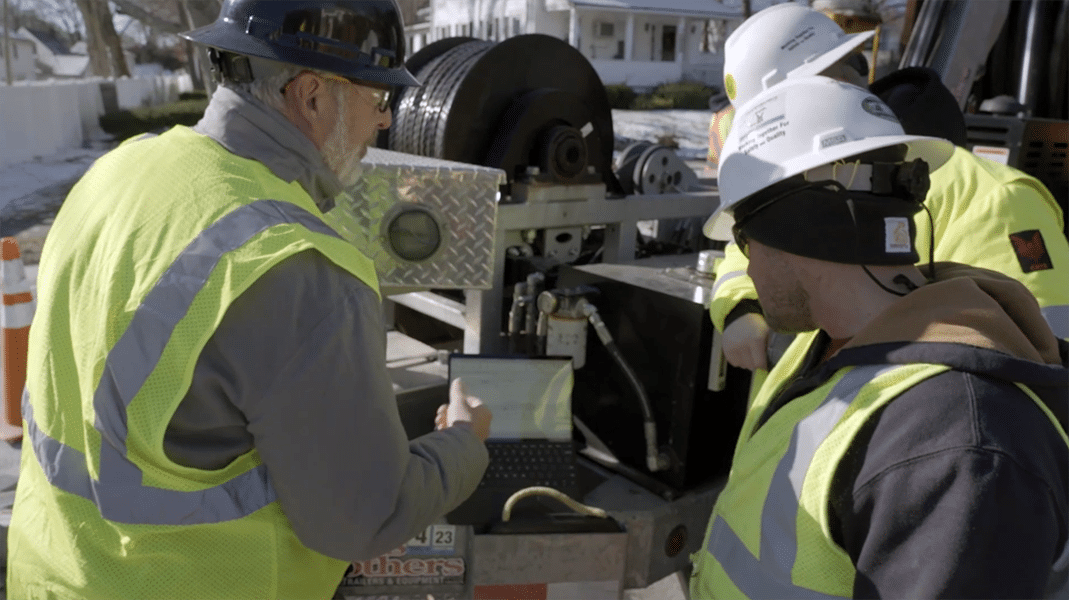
{"left": 7, "top": 2, "right": 491, "bottom": 598}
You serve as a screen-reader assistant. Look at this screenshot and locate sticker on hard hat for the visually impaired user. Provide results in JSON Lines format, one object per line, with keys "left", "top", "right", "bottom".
{"left": 781, "top": 25, "right": 816, "bottom": 52}
{"left": 725, "top": 74, "right": 737, "bottom": 100}
{"left": 861, "top": 97, "right": 899, "bottom": 122}
{"left": 885, "top": 217, "right": 911, "bottom": 253}
{"left": 736, "top": 95, "right": 786, "bottom": 155}
{"left": 821, "top": 134, "right": 848, "bottom": 149}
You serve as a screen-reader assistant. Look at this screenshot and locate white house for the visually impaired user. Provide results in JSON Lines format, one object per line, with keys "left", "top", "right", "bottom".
{"left": 20, "top": 29, "right": 136, "bottom": 80}
{"left": 19, "top": 27, "right": 83, "bottom": 79}
{"left": 413, "top": 0, "right": 744, "bottom": 89}
{"left": 0, "top": 29, "right": 38, "bottom": 82}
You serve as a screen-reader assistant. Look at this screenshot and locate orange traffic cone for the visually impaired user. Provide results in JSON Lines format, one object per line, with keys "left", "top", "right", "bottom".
{"left": 1, "top": 237, "right": 34, "bottom": 442}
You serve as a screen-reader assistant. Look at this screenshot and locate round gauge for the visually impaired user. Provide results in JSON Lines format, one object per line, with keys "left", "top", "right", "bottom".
{"left": 383, "top": 205, "right": 443, "bottom": 262}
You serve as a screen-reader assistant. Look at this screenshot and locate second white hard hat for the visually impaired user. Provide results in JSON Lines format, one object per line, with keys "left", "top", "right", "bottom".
{"left": 703, "top": 76, "right": 954, "bottom": 240}
{"left": 723, "top": 3, "right": 874, "bottom": 108}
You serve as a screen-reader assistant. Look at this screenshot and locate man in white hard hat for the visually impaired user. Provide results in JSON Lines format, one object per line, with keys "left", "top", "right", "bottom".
{"left": 709, "top": 3, "right": 1069, "bottom": 379}
{"left": 689, "top": 76, "right": 1068, "bottom": 599}
{"left": 707, "top": 2, "right": 873, "bottom": 164}
{"left": 8, "top": 2, "right": 491, "bottom": 598}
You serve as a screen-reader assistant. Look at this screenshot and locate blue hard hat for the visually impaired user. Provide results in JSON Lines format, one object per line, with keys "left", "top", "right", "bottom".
{"left": 180, "top": 0, "right": 420, "bottom": 87}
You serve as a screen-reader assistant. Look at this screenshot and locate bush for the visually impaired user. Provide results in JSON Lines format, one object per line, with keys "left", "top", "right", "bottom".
{"left": 633, "top": 81, "right": 717, "bottom": 110}
{"left": 632, "top": 94, "right": 675, "bottom": 110}
{"left": 99, "top": 98, "right": 210, "bottom": 142}
{"left": 604, "top": 84, "right": 637, "bottom": 109}
{"left": 178, "top": 90, "right": 209, "bottom": 101}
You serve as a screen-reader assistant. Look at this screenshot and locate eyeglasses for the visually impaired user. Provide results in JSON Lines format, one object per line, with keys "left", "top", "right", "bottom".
{"left": 280, "top": 71, "right": 393, "bottom": 112}
{"left": 731, "top": 221, "right": 750, "bottom": 257}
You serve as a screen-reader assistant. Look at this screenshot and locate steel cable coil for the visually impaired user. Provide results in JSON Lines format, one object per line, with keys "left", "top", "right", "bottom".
{"left": 383, "top": 34, "right": 618, "bottom": 190}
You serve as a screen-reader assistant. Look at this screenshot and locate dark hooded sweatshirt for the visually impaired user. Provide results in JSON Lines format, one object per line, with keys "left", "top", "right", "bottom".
{"left": 755, "top": 263, "right": 1069, "bottom": 599}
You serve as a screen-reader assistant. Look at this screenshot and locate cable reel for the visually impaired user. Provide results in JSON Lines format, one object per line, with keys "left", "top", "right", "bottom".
{"left": 382, "top": 34, "right": 621, "bottom": 192}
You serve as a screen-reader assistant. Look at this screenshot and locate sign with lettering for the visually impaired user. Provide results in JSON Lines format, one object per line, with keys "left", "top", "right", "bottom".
{"left": 336, "top": 525, "right": 471, "bottom": 600}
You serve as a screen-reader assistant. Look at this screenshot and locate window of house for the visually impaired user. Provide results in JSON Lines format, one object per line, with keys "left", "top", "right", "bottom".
{"left": 661, "top": 25, "right": 676, "bottom": 61}
{"left": 513, "top": 18, "right": 520, "bottom": 36}
{"left": 614, "top": 40, "right": 624, "bottom": 60}
{"left": 595, "top": 21, "right": 614, "bottom": 37}
{"left": 701, "top": 20, "right": 727, "bottom": 53}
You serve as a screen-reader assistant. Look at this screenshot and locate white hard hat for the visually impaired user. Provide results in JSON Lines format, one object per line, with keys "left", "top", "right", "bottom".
{"left": 703, "top": 76, "right": 953, "bottom": 240}
{"left": 723, "top": 3, "right": 874, "bottom": 108}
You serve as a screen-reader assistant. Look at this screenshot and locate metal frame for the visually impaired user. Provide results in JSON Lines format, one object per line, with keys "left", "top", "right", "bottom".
{"left": 388, "top": 187, "right": 721, "bottom": 354}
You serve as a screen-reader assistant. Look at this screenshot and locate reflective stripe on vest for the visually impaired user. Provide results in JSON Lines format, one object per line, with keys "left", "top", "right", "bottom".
{"left": 24, "top": 199, "right": 344, "bottom": 525}
{"left": 712, "top": 266, "right": 746, "bottom": 297}
{"left": 1042, "top": 305, "right": 1068, "bottom": 339}
{"left": 706, "top": 364, "right": 894, "bottom": 599}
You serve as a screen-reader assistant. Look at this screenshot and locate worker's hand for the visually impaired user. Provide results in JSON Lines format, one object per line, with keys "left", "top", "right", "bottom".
{"left": 435, "top": 378, "right": 492, "bottom": 442}
{"left": 721, "top": 312, "right": 771, "bottom": 371}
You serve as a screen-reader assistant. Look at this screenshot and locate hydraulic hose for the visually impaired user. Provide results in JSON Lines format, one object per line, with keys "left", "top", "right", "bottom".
{"left": 501, "top": 486, "right": 609, "bottom": 522}
{"left": 578, "top": 299, "right": 670, "bottom": 472}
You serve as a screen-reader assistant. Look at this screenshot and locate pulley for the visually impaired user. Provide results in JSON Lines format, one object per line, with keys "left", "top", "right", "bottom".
{"left": 614, "top": 142, "right": 700, "bottom": 195}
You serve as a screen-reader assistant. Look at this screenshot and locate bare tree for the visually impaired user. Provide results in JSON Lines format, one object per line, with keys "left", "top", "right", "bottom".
{"left": 112, "top": 0, "right": 186, "bottom": 33}
{"left": 11, "top": 0, "right": 82, "bottom": 41}
{"left": 111, "top": 0, "right": 219, "bottom": 90}
{"left": 4, "top": 0, "right": 12, "bottom": 85}
{"left": 72, "top": 0, "right": 130, "bottom": 76}
{"left": 395, "top": 0, "right": 429, "bottom": 26}
{"left": 175, "top": 0, "right": 221, "bottom": 91}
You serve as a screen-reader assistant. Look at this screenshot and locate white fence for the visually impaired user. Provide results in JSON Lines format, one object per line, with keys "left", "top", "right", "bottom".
{"left": 0, "top": 73, "right": 194, "bottom": 168}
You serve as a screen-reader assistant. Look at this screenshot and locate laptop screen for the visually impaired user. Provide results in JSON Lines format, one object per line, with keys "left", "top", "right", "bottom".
{"left": 447, "top": 355, "right": 573, "bottom": 442}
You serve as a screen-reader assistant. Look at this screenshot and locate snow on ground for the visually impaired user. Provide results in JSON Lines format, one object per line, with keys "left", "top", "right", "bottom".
{"left": 612, "top": 109, "right": 712, "bottom": 161}
{"left": 0, "top": 109, "right": 713, "bottom": 209}
{"left": 0, "top": 145, "right": 111, "bottom": 212}
{"left": 0, "top": 109, "right": 715, "bottom": 260}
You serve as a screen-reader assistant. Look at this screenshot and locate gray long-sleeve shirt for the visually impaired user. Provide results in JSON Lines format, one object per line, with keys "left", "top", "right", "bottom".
{"left": 162, "top": 85, "right": 488, "bottom": 561}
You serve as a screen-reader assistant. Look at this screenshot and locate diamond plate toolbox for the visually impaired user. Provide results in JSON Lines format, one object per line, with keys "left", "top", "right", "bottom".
{"left": 324, "top": 147, "right": 504, "bottom": 290}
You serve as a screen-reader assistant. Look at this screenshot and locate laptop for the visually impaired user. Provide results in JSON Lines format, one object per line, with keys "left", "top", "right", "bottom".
{"left": 445, "top": 354, "right": 581, "bottom": 530}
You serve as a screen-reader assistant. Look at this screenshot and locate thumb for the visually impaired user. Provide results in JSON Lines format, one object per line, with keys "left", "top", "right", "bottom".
{"left": 449, "top": 377, "right": 466, "bottom": 402}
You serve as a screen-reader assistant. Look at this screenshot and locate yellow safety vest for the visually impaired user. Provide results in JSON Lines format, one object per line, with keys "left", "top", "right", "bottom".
{"left": 709, "top": 147, "right": 1069, "bottom": 338}
{"left": 689, "top": 331, "right": 1067, "bottom": 599}
{"left": 707, "top": 106, "right": 735, "bottom": 165}
{"left": 9, "top": 126, "right": 379, "bottom": 599}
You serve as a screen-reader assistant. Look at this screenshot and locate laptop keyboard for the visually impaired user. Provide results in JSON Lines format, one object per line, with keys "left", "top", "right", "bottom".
{"left": 482, "top": 441, "right": 578, "bottom": 489}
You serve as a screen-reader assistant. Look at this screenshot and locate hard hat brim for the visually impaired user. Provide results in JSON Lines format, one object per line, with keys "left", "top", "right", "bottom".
{"left": 703, "top": 132, "right": 953, "bottom": 240}
{"left": 786, "top": 29, "right": 875, "bottom": 81}
{"left": 180, "top": 22, "right": 421, "bottom": 87}
{"left": 703, "top": 209, "right": 736, "bottom": 242}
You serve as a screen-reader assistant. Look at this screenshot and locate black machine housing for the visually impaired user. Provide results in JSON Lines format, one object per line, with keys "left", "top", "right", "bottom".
{"left": 556, "top": 258, "right": 751, "bottom": 493}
